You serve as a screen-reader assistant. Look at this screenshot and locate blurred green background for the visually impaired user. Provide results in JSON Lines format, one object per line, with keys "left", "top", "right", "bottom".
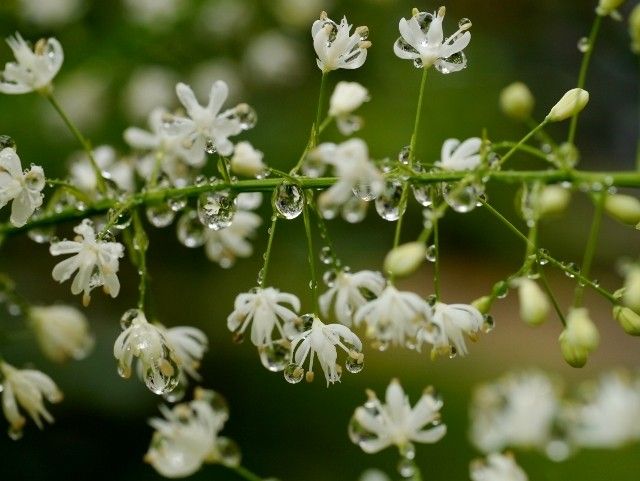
{"left": 1, "top": 0, "right": 640, "bottom": 479}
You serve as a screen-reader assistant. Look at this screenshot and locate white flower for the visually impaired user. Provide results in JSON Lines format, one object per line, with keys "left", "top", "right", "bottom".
{"left": 436, "top": 138, "right": 482, "bottom": 171}
{"left": 164, "top": 326, "right": 209, "bottom": 380}
{"left": 122, "top": 66, "right": 177, "bottom": 121}
{"left": 49, "top": 219, "right": 124, "bottom": 306}
{"left": 394, "top": 7, "right": 471, "bottom": 72}
{"left": 604, "top": 193, "right": 640, "bottom": 226}
{"left": 29, "top": 305, "right": 94, "bottom": 363}
{"left": 289, "top": 314, "right": 363, "bottom": 386}
{"left": 319, "top": 270, "right": 385, "bottom": 326}
{"left": 312, "top": 139, "right": 384, "bottom": 217}
{"left": 205, "top": 210, "right": 262, "bottom": 268}
{"left": 311, "top": 12, "right": 370, "bottom": 72}
{"left": 0, "top": 362, "right": 62, "bottom": 438}
{"left": 114, "top": 309, "right": 182, "bottom": 395}
{"left": 329, "top": 81, "right": 370, "bottom": 135}
{"left": 229, "top": 141, "right": 266, "bottom": 178}
{"left": 227, "top": 287, "right": 300, "bottom": 346}
{"left": 470, "top": 453, "right": 529, "bottom": 481}
{"left": 563, "top": 371, "right": 640, "bottom": 448}
{"left": 354, "top": 285, "right": 433, "bottom": 349}
{"left": 244, "top": 31, "right": 304, "bottom": 87}
{"left": 349, "top": 379, "right": 446, "bottom": 454}
{"left": 146, "top": 388, "right": 230, "bottom": 478}
{"left": 429, "top": 302, "right": 485, "bottom": 357}
{"left": 0, "top": 147, "right": 45, "bottom": 227}
{"left": 470, "top": 370, "right": 561, "bottom": 453}
{"left": 0, "top": 33, "right": 63, "bottom": 94}
{"left": 69, "top": 145, "right": 134, "bottom": 194}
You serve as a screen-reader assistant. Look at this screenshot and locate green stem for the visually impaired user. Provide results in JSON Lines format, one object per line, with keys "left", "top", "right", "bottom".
{"left": 312, "top": 203, "right": 342, "bottom": 269}
{"left": 132, "top": 210, "right": 149, "bottom": 311}
{"left": 636, "top": 59, "right": 640, "bottom": 171}
{"left": 409, "top": 68, "right": 429, "bottom": 165}
{"left": 492, "top": 142, "right": 550, "bottom": 163}
{"left": 539, "top": 269, "right": 567, "bottom": 326}
{"left": 573, "top": 192, "right": 605, "bottom": 306}
{"left": 526, "top": 117, "right": 558, "bottom": 149}
{"left": 302, "top": 193, "right": 320, "bottom": 313}
{"left": 433, "top": 213, "right": 441, "bottom": 300}
{"left": 231, "top": 465, "right": 264, "bottom": 481}
{"left": 567, "top": 14, "right": 602, "bottom": 145}
{"left": 259, "top": 214, "right": 278, "bottom": 288}
{"left": 314, "top": 73, "right": 328, "bottom": 146}
{"left": 44, "top": 94, "right": 107, "bottom": 194}
{"left": 499, "top": 120, "right": 550, "bottom": 167}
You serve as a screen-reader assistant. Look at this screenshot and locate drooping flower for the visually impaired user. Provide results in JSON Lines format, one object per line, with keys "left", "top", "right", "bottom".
{"left": 49, "top": 219, "right": 125, "bottom": 306}
{"left": 436, "top": 138, "right": 482, "bottom": 171}
{"left": 163, "top": 326, "right": 209, "bottom": 380}
{"left": 29, "top": 304, "right": 94, "bottom": 362}
{"left": 113, "top": 309, "right": 182, "bottom": 395}
{"left": 287, "top": 314, "right": 363, "bottom": 386}
{"left": 393, "top": 7, "right": 471, "bottom": 72}
{"left": 311, "top": 12, "right": 370, "bottom": 72}
{"left": 227, "top": 287, "right": 301, "bottom": 346}
{"left": 429, "top": 302, "right": 485, "bottom": 358}
{"left": 319, "top": 270, "right": 385, "bottom": 326}
{"left": 0, "top": 147, "right": 45, "bottom": 227}
{"left": 229, "top": 141, "right": 266, "bottom": 178}
{"left": 0, "top": 33, "right": 64, "bottom": 94}
{"left": 328, "top": 81, "right": 370, "bottom": 135}
{"left": 470, "top": 453, "right": 529, "bottom": 481}
{"left": 562, "top": 371, "right": 640, "bottom": 449}
{"left": 0, "top": 362, "right": 63, "bottom": 439}
{"left": 146, "top": 388, "right": 237, "bottom": 478}
{"left": 349, "top": 379, "right": 446, "bottom": 454}
{"left": 69, "top": 145, "right": 134, "bottom": 194}
{"left": 354, "top": 285, "right": 433, "bottom": 349}
{"left": 470, "top": 370, "right": 562, "bottom": 454}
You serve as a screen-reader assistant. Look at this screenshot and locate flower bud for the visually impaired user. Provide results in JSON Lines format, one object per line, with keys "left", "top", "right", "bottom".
{"left": 472, "top": 295, "right": 493, "bottom": 314}
{"left": 538, "top": 185, "right": 571, "bottom": 217}
{"left": 329, "top": 81, "right": 370, "bottom": 117}
{"left": 384, "top": 242, "right": 426, "bottom": 278}
{"left": 630, "top": 4, "right": 640, "bottom": 54}
{"left": 499, "top": 82, "right": 534, "bottom": 120}
{"left": 30, "top": 305, "right": 94, "bottom": 362}
{"left": 596, "top": 0, "right": 625, "bottom": 16}
{"left": 623, "top": 266, "right": 640, "bottom": 312}
{"left": 604, "top": 194, "right": 640, "bottom": 225}
{"left": 546, "top": 88, "right": 589, "bottom": 122}
{"left": 516, "top": 278, "right": 549, "bottom": 326}
{"left": 613, "top": 305, "right": 640, "bottom": 336}
{"left": 230, "top": 141, "right": 266, "bottom": 178}
{"left": 558, "top": 307, "right": 599, "bottom": 368}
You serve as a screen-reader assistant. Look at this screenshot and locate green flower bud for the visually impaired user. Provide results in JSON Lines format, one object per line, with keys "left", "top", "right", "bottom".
{"left": 613, "top": 305, "right": 640, "bottom": 336}
{"left": 499, "top": 82, "right": 534, "bottom": 121}
{"left": 516, "top": 278, "right": 549, "bottom": 326}
{"left": 546, "top": 88, "right": 589, "bottom": 122}
{"left": 538, "top": 185, "right": 571, "bottom": 218}
{"left": 604, "top": 194, "right": 640, "bottom": 225}
{"left": 558, "top": 307, "right": 599, "bottom": 368}
{"left": 630, "top": 4, "right": 640, "bottom": 54}
{"left": 383, "top": 242, "right": 426, "bottom": 278}
{"left": 596, "top": 0, "right": 625, "bottom": 16}
{"left": 471, "top": 295, "right": 493, "bottom": 314}
{"left": 623, "top": 266, "right": 640, "bottom": 312}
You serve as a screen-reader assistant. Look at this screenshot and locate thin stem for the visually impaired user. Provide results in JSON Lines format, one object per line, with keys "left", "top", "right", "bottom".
{"left": 526, "top": 117, "right": 558, "bottom": 149}
{"left": 539, "top": 269, "right": 567, "bottom": 326}
{"left": 302, "top": 193, "right": 320, "bottom": 313}
{"left": 132, "top": 210, "right": 149, "bottom": 311}
{"left": 231, "top": 465, "right": 264, "bottom": 481}
{"left": 392, "top": 188, "right": 409, "bottom": 249}
{"left": 492, "top": 142, "right": 550, "bottom": 163}
{"left": 259, "top": 214, "right": 278, "bottom": 288}
{"left": 433, "top": 213, "right": 441, "bottom": 300}
{"left": 314, "top": 73, "right": 328, "bottom": 146}
{"left": 573, "top": 192, "right": 605, "bottom": 306}
{"left": 636, "top": 58, "right": 640, "bottom": 171}
{"left": 499, "top": 120, "right": 550, "bottom": 167}
{"left": 567, "top": 14, "right": 602, "bottom": 145}
{"left": 409, "top": 68, "right": 429, "bottom": 165}
{"left": 312, "top": 203, "right": 342, "bottom": 269}
{"left": 44, "top": 93, "right": 107, "bottom": 194}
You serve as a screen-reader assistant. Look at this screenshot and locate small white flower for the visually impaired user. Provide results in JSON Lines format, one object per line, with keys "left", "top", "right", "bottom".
{"left": 429, "top": 302, "right": 485, "bottom": 357}
{"left": 49, "top": 219, "right": 124, "bottom": 306}
{"left": 69, "top": 145, "right": 134, "bottom": 194}
{"left": 436, "top": 138, "right": 482, "bottom": 171}
{"left": 470, "top": 453, "right": 529, "bottom": 481}
{"left": 0, "top": 33, "right": 63, "bottom": 94}
{"left": 0, "top": 147, "right": 45, "bottom": 227}
{"left": 312, "top": 12, "right": 370, "bottom": 72}
{"left": 349, "top": 379, "right": 446, "bottom": 454}
{"left": 146, "top": 388, "right": 231, "bottom": 478}
{"left": 29, "top": 304, "right": 94, "bottom": 363}
{"left": 319, "top": 270, "right": 385, "bottom": 326}
{"left": 0, "top": 362, "right": 62, "bottom": 438}
{"left": 229, "top": 141, "right": 266, "bottom": 178}
{"left": 329, "top": 81, "right": 370, "bottom": 135}
{"left": 122, "top": 66, "right": 177, "bottom": 121}
{"left": 164, "top": 326, "right": 209, "bottom": 380}
{"left": 114, "top": 309, "right": 182, "bottom": 395}
{"left": 394, "top": 7, "right": 471, "bottom": 72}
{"left": 354, "top": 285, "right": 433, "bottom": 349}
{"left": 290, "top": 314, "right": 363, "bottom": 386}
{"left": 470, "top": 370, "right": 561, "bottom": 454}
{"left": 205, "top": 210, "right": 262, "bottom": 268}
{"left": 227, "top": 287, "right": 301, "bottom": 346}
{"left": 312, "top": 139, "right": 384, "bottom": 217}
{"left": 563, "top": 371, "right": 640, "bottom": 449}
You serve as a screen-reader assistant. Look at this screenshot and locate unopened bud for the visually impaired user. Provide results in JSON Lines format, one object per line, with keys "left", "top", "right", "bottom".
{"left": 546, "top": 88, "right": 589, "bottom": 122}
{"left": 384, "top": 242, "right": 426, "bottom": 278}
{"left": 630, "top": 4, "right": 640, "bottom": 54}
{"left": 596, "top": 0, "right": 625, "bottom": 17}
{"left": 230, "top": 141, "right": 266, "bottom": 178}
{"left": 538, "top": 185, "right": 571, "bottom": 217}
{"left": 613, "top": 305, "right": 640, "bottom": 336}
{"left": 516, "top": 278, "right": 549, "bottom": 326}
{"left": 623, "top": 266, "right": 640, "bottom": 312}
{"left": 499, "top": 82, "right": 534, "bottom": 121}
{"left": 558, "top": 307, "right": 599, "bottom": 368}
{"left": 471, "top": 295, "right": 493, "bottom": 314}
{"left": 604, "top": 194, "right": 640, "bottom": 225}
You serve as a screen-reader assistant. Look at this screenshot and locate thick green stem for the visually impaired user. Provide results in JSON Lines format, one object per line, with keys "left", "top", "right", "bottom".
{"left": 573, "top": 192, "right": 605, "bottom": 306}
{"left": 302, "top": 194, "right": 320, "bottom": 313}
{"left": 567, "top": 14, "right": 602, "bottom": 145}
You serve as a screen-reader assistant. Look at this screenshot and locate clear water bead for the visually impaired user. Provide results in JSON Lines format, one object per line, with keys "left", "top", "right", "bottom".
{"left": 425, "top": 245, "right": 436, "bottom": 262}
{"left": 197, "top": 190, "right": 236, "bottom": 230}
{"left": 146, "top": 203, "right": 175, "bottom": 228}
{"left": 412, "top": 184, "right": 434, "bottom": 207}
{"left": 375, "top": 180, "right": 405, "bottom": 221}
{"left": 443, "top": 182, "right": 480, "bottom": 213}
{"left": 204, "top": 138, "right": 216, "bottom": 154}
{"left": 216, "top": 436, "right": 242, "bottom": 467}
{"left": 259, "top": 340, "right": 290, "bottom": 372}
{"left": 342, "top": 197, "right": 368, "bottom": 223}
{"left": 577, "top": 37, "right": 590, "bottom": 53}
{"left": 177, "top": 210, "right": 206, "bottom": 248}
{"left": 353, "top": 183, "right": 377, "bottom": 201}
{"left": 398, "top": 145, "right": 411, "bottom": 165}
{"left": 319, "top": 246, "right": 333, "bottom": 264}
{"left": 120, "top": 308, "right": 141, "bottom": 329}
{"left": 283, "top": 363, "right": 304, "bottom": 384}
{"left": 274, "top": 183, "right": 304, "bottom": 219}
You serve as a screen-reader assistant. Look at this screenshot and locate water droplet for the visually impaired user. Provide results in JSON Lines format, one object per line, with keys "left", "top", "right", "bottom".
{"left": 443, "top": 182, "right": 480, "bottom": 213}
{"left": 162, "top": 375, "right": 187, "bottom": 402}
{"left": 564, "top": 262, "right": 580, "bottom": 278}
{"left": 28, "top": 226, "right": 55, "bottom": 244}
{"left": 205, "top": 138, "right": 217, "bottom": 154}
{"left": 399, "top": 442, "right": 416, "bottom": 460}
{"left": 448, "top": 345, "right": 458, "bottom": 359}
{"left": 494, "top": 281, "right": 509, "bottom": 299}
{"left": 412, "top": 184, "right": 434, "bottom": 207}
{"left": 483, "top": 314, "right": 495, "bottom": 333}
{"left": 8, "top": 426, "right": 23, "bottom": 441}
{"left": 458, "top": 17, "right": 472, "bottom": 29}
{"left": 342, "top": 196, "right": 368, "bottom": 223}
{"left": 146, "top": 203, "right": 176, "bottom": 228}
{"left": 143, "top": 349, "right": 181, "bottom": 395}
{"left": 259, "top": 340, "right": 290, "bottom": 372}
{"left": 323, "top": 269, "right": 338, "bottom": 287}
{"left": 168, "top": 196, "right": 187, "bottom": 212}
{"left": 284, "top": 363, "right": 304, "bottom": 383}
{"left": 194, "top": 175, "right": 208, "bottom": 186}
{"left": 345, "top": 354, "right": 364, "bottom": 373}
{"left": 274, "top": 183, "right": 304, "bottom": 219}
{"left": 197, "top": 190, "right": 236, "bottom": 230}
{"left": 216, "top": 436, "right": 242, "bottom": 467}
{"left": 375, "top": 180, "right": 405, "bottom": 221}
{"left": 425, "top": 245, "right": 436, "bottom": 262}
{"left": 353, "top": 183, "right": 377, "bottom": 201}
{"left": 537, "top": 248, "right": 550, "bottom": 265}
{"left": 319, "top": 246, "right": 333, "bottom": 265}
{"left": 397, "top": 457, "right": 416, "bottom": 478}
{"left": 107, "top": 208, "right": 132, "bottom": 230}
{"left": 577, "top": 37, "right": 590, "bottom": 53}
{"left": 227, "top": 103, "right": 257, "bottom": 130}
{"left": 398, "top": 145, "right": 411, "bottom": 165}
{"left": 120, "top": 308, "right": 141, "bottom": 330}
{"left": 348, "top": 416, "right": 377, "bottom": 446}
{"left": 176, "top": 210, "right": 206, "bottom": 248}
